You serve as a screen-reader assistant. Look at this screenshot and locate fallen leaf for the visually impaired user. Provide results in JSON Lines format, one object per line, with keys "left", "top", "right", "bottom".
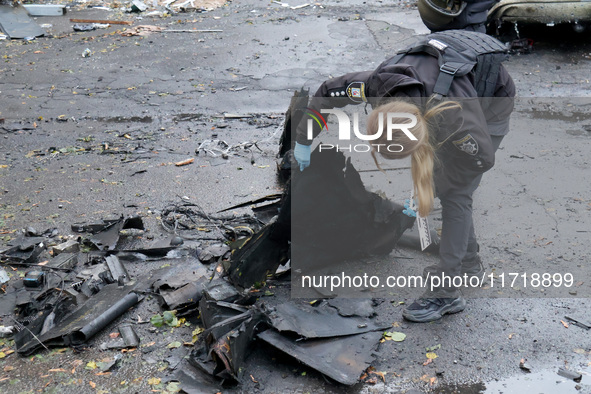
{"left": 430, "top": 377, "right": 437, "bottom": 386}
{"left": 419, "top": 374, "right": 431, "bottom": 383}
{"left": 148, "top": 377, "right": 161, "bottom": 386}
{"left": 150, "top": 314, "right": 164, "bottom": 327}
{"left": 166, "top": 382, "right": 181, "bottom": 393}
{"left": 369, "top": 370, "right": 386, "bottom": 382}
{"left": 383, "top": 331, "right": 406, "bottom": 342}
{"left": 89, "top": 381, "right": 96, "bottom": 388}
{"left": 163, "top": 310, "right": 180, "bottom": 327}
{"left": 423, "top": 358, "right": 433, "bottom": 366}
{"left": 85, "top": 361, "right": 98, "bottom": 370}
{"left": 109, "top": 332, "right": 120, "bottom": 339}
{"left": 49, "top": 368, "right": 67, "bottom": 373}
{"left": 167, "top": 341, "right": 182, "bottom": 349}
{"left": 4, "top": 366, "right": 14, "bottom": 372}
{"left": 426, "top": 352, "right": 438, "bottom": 359}
{"left": 250, "top": 374, "right": 258, "bottom": 383}
{"left": 192, "top": 327, "right": 205, "bottom": 343}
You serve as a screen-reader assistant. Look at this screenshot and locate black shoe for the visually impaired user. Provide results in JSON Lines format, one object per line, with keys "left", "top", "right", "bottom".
{"left": 422, "top": 254, "right": 485, "bottom": 280}
{"left": 402, "top": 296, "right": 466, "bottom": 323}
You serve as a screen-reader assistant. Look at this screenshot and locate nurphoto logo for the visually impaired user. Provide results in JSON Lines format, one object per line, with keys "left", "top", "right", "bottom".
{"left": 306, "top": 108, "right": 417, "bottom": 153}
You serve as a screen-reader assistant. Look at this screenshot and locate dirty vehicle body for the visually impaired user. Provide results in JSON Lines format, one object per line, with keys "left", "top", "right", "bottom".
{"left": 487, "top": 0, "right": 591, "bottom": 33}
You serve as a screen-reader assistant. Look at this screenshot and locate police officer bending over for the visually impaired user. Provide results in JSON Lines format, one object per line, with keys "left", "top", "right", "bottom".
{"left": 293, "top": 30, "right": 516, "bottom": 323}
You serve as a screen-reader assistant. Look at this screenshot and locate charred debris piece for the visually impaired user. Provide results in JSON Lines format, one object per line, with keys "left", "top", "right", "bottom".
{"left": 190, "top": 299, "right": 389, "bottom": 386}
{"left": 0, "top": 215, "right": 198, "bottom": 355}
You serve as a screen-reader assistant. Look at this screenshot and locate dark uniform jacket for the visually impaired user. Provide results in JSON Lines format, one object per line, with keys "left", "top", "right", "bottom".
{"left": 296, "top": 51, "right": 516, "bottom": 196}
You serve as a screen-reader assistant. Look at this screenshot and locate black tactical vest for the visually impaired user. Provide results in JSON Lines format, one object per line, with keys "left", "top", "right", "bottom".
{"left": 388, "top": 30, "right": 509, "bottom": 99}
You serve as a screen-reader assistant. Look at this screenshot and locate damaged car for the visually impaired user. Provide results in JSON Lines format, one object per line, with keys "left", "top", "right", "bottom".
{"left": 487, "top": 0, "right": 591, "bottom": 33}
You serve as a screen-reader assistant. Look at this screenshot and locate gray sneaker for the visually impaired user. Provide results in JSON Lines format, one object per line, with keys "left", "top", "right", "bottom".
{"left": 402, "top": 295, "right": 466, "bottom": 323}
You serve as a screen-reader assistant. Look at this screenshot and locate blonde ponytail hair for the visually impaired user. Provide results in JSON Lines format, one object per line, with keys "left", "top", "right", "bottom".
{"left": 366, "top": 99, "right": 460, "bottom": 217}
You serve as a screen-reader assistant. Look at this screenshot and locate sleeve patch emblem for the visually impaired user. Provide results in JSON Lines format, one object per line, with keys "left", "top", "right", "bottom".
{"left": 346, "top": 82, "right": 367, "bottom": 103}
{"left": 452, "top": 134, "right": 479, "bottom": 155}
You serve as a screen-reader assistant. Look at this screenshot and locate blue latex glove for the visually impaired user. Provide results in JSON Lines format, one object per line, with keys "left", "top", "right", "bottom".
{"left": 403, "top": 199, "right": 417, "bottom": 218}
{"left": 294, "top": 142, "right": 311, "bottom": 171}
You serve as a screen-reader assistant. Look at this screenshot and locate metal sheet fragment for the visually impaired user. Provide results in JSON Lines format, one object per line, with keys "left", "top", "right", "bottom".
{"left": 266, "top": 301, "right": 390, "bottom": 338}
{"left": 258, "top": 329, "right": 383, "bottom": 385}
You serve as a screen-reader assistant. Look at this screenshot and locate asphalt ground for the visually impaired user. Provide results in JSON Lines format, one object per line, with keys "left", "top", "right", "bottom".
{"left": 1, "top": 1, "right": 591, "bottom": 393}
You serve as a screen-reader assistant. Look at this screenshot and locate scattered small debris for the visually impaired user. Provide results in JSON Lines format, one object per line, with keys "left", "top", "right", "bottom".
{"left": 519, "top": 358, "right": 532, "bottom": 372}
{"left": 69, "top": 18, "right": 133, "bottom": 25}
{"left": 561, "top": 320, "right": 570, "bottom": 328}
{"left": 130, "top": 0, "right": 148, "bottom": 12}
{"left": 121, "top": 25, "right": 165, "bottom": 37}
{"left": 564, "top": 315, "right": 591, "bottom": 330}
{"left": 175, "top": 158, "right": 195, "bottom": 167}
{"left": 558, "top": 367, "right": 582, "bottom": 382}
{"left": 509, "top": 38, "right": 534, "bottom": 54}
{"left": 22, "top": 4, "right": 66, "bottom": 16}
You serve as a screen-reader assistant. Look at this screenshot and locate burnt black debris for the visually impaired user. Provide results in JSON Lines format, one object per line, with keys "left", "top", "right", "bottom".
{"left": 0, "top": 94, "right": 419, "bottom": 389}
{"left": 564, "top": 315, "right": 591, "bottom": 330}
{"left": 258, "top": 329, "right": 384, "bottom": 386}
{"left": 14, "top": 283, "right": 140, "bottom": 356}
{"left": 100, "top": 324, "right": 141, "bottom": 350}
{"left": 264, "top": 301, "right": 390, "bottom": 339}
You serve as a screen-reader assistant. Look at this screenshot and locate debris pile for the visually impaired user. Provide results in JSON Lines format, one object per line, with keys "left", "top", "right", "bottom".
{"left": 0, "top": 0, "right": 227, "bottom": 41}
{"left": 0, "top": 91, "right": 417, "bottom": 389}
